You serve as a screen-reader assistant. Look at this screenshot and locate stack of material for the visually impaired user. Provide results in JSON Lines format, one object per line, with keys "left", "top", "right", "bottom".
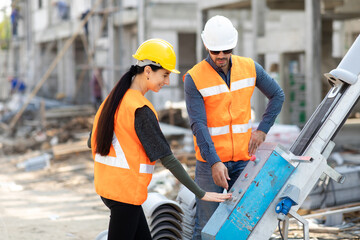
{"left": 143, "top": 192, "right": 183, "bottom": 240}
{"left": 95, "top": 193, "right": 184, "bottom": 240}
{"left": 176, "top": 185, "right": 196, "bottom": 240}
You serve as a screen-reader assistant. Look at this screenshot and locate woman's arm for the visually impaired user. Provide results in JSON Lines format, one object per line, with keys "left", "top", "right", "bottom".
{"left": 135, "top": 106, "right": 230, "bottom": 202}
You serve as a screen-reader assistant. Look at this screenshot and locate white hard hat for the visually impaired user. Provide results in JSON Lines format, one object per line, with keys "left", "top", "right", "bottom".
{"left": 201, "top": 15, "right": 238, "bottom": 51}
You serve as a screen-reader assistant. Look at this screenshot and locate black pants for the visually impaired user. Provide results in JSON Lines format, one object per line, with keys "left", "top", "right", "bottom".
{"left": 101, "top": 197, "right": 152, "bottom": 240}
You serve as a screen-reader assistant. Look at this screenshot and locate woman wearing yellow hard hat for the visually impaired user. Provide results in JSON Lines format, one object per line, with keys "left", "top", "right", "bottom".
{"left": 90, "top": 39, "right": 232, "bottom": 239}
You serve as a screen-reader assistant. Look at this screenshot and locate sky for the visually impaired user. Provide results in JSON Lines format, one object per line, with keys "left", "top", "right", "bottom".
{"left": 0, "top": 0, "right": 11, "bottom": 22}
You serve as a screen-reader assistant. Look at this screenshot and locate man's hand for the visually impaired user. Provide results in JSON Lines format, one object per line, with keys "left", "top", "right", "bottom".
{"left": 211, "top": 162, "right": 230, "bottom": 190}
{"left": 248, "top": 130, "right": 266, "bottom": 155}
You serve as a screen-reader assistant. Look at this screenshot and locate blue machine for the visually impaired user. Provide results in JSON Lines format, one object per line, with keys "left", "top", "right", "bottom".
{"left": 202, "top": 143, "right": 296, "bottom": 240}
{"left": 202, "top": 35, "right": 360, "bottom": 240}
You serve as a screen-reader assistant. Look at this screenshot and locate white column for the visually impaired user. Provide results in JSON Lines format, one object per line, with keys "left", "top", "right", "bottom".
{"left": 64, "top": 40, "right": 75, "bottom": 98}
{"left": 57, "top": 39, "right": 64, "bottom": 95}
{"left": 196, "top": 9, "right": 207, "bottom": 62}
{"left": 137, "top": 0, "right": 145, "bottom": 45}
{"left": 251, "top": 0, "right": 266, "bottom": 123}
{"left": 305, "top": 0, "right": 322, "bottom": 119}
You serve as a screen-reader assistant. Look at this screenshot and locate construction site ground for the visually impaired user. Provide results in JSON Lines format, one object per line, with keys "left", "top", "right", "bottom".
{"left": 1, "top": 152, "right": 360, "bottom": 239}
{"left": 0, "top": 151, "right": 109, "bottom": 240}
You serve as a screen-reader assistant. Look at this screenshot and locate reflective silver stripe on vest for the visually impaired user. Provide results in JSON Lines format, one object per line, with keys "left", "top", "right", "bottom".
{"left": 199, "top": 84, "right": 229, "bottom": 97}
{"left": 231, "top": 77, "right": 255, "bottom": 92}
{"left": 139, "top": 164, "right": 155, "bottom": 174}
{"left": 198, "top": 77, "right": 255, "bottom": 97}
{"left": 232, "top": 120, "right": 252, "bottom": 134}
{"left": 208, "top": 125, "right": 230, "bottom": 136}
{"left": 95, "top": 133, "right": 130, "bottom": 169}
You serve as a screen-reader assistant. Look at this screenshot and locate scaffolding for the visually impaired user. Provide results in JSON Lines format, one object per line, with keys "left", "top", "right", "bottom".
{"left": 6, "top": 0, "right": 117, "bottom": 129}
{"left": 0, "top": 5, "right": 12, "bottom": 100}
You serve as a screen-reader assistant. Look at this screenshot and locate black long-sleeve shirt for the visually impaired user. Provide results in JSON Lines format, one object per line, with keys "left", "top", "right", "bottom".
{"left": 134, "top": 106, "right": 205, "bottom": 198}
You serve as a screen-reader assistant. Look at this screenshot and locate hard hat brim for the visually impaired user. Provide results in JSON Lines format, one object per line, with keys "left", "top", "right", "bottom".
{"left": 132, "top": 55, "right": 180, "bottom": 74}
{"left": 170, "top": 69, "right": 180, "bottom": 74}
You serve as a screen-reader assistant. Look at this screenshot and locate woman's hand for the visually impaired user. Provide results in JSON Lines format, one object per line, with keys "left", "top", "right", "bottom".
{"left": 201, "top": 192, "right": 232, "bottom": 202}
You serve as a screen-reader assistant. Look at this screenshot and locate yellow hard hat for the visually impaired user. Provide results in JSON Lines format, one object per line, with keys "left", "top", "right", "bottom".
{"left": 132, "top": 39, "right": 180, "bottom": 74}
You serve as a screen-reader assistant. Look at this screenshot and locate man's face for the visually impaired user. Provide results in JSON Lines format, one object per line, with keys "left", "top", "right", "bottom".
{"left": 208, "top": 49, "right": 232, "bottom": 70}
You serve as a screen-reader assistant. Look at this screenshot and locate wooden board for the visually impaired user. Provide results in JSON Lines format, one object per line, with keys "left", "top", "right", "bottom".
{"left": 52, "top": 139, "right": 90, "bottom": 159}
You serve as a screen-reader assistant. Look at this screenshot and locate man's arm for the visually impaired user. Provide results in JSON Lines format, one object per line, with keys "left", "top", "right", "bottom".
{"left": 249, "top": 62, "right": 285, "bottom": 155}
{"left": 184, "top": 73, "right": 221, "bottom": 166}
{"left": 254, "top": 62, "right": 285, "bottom": 133}
{"left": 184, "top": 73, "right": 230, "bottom": 189}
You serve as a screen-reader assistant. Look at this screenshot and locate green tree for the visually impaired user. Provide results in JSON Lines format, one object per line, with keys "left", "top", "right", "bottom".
{"left": 0, "top": 13, "right": 11, "bottom": 50}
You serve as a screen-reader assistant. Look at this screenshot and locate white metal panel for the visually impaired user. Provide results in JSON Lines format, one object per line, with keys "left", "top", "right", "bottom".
{"left": 33, "top": 9, "right": 48, "bottom": 32}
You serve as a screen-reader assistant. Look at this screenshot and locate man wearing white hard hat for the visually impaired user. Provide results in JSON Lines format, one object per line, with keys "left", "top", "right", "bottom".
{"left": 183, "top": 15, "right": 285, "bottom": 239}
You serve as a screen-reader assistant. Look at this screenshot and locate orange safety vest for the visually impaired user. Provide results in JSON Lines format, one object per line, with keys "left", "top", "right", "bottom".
{"left": 91, "top": 89, "right": 157, "bottom": 205}
{"left": 186, "top": 55, "right": 256, "bottom": 162}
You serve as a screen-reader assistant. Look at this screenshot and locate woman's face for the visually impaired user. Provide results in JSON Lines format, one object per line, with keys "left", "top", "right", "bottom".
{"left": 147, "top": 68, "right": 171, "bottom": 92}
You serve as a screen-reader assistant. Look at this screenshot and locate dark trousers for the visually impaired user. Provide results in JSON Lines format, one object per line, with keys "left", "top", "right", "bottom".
{"left": 101, "top": 197, "right": 152, "bottom": 240}
{"left": 12, "top": 22, "right": 18, "bottom": 36}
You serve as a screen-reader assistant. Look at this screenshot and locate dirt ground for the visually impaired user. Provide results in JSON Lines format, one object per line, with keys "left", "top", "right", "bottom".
{"left": 0, "top": 151, "right": 109, "bottom": 240}
{"left": 1, "top": 148, "right": 360, "bottom": 240}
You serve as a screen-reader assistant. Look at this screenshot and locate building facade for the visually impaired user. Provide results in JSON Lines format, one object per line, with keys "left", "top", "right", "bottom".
{"left": 1, "top": 0, "right": 360, "bottom": 126}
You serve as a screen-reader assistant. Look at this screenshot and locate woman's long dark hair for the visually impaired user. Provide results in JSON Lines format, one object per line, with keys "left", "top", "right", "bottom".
{"left": 95, "top": 64, "right": 162, "bottom": 156}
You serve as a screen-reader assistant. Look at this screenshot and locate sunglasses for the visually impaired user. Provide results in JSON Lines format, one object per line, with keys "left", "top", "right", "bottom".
{"left": 209, "top": 49, "right": 233, "bottom": 55}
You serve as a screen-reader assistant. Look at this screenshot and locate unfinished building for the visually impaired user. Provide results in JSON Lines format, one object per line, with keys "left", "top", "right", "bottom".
{"left": 1, "top": 0, "right": 360, "bottom": 132}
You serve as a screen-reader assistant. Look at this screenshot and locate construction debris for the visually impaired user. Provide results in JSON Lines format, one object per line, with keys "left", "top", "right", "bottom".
{"left": 16, "top": 152, "right": 52, "bottom": 172}
{"left": 1, "top": 96, "right": 360, "bottom": 239}
{"left": 52, "top": 139, "right": 90, "bottom": 160}
{"left": 270, "top": 202, "right": 360, "bottom": 239}
{"left": 0, "top": 95, "right": 94, "bottom": 155}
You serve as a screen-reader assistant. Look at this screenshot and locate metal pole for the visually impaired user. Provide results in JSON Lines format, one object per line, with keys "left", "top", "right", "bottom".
{"left": 137, "top": 0, "right": 145, "bottom": 45}
{"left": 305, "top": 0, "right": 322, "bottom": 120}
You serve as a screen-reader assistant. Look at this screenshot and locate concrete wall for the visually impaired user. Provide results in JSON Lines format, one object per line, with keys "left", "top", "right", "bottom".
{"left": 139, "top": 1, "right": 198, "bottom": 111}
{"left": 257, "top": 11, "right": 306, "bottom": 54}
